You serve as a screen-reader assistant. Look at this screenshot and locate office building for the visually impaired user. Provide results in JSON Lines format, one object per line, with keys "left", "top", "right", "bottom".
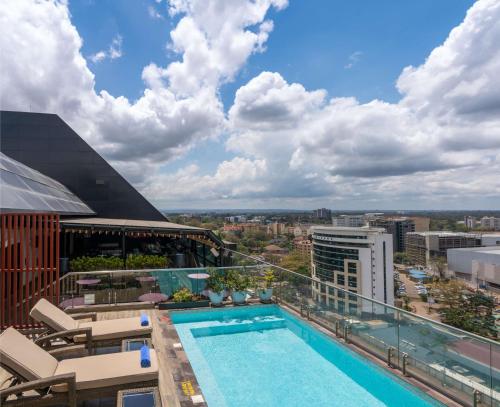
{"left": 312, "top": 208, "right": 332, "bottom": 220}
{"left": 480, "top": 217, "right": 500, "bottom": 231}
{"left": 481, "top": 234, "right": 500, "bottom": 246}
{"left": 405, "top": 232, "right": 481, "bottom": 266}
{"left": 332, "top": 214, "right": 366, "bottom": 228}
{"left": 368, "top": 218, "right": 415, "bottom": 253}
{"left": 464, "top": 216, "right": 477, "bottom": 229}
{"left": 267, "top": 222, "right": 287, "bottom": 236}
{"left": 408, "top": 216, "right": 430, "bottom": 232}
{"left": 447, "top": 246, "right": 500, "bottom": 289}
{"left": 293, "top": 237, "right": 312, "bottom": 259}
{"left": 311, "top": 227, "right": 394, "bottom": 313}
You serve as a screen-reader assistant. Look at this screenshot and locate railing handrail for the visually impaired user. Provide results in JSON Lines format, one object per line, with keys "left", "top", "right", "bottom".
{"left": 223, "top": 248, "right": 500, "bottom": 348}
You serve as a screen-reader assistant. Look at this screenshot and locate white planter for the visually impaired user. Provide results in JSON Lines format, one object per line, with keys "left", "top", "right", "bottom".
{"left": 258, "top": 288, "right": 273, "bottom": 302}
{"left": 231, "top": 290, "right": 247, "bottom": 305}
{"left": 208, "top": 290, "right": 224, "bottom": 306}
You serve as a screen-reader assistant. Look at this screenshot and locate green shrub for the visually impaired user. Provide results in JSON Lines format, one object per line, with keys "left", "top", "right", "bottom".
{"left": 126, "top": 254, "right": 168, "bottom": 270}
{"left": 206, "top": 267, "right": 225, "bottom": 293}
{"left": 70, "top": 254, "right": 168, "bottom": 272}
{"left": 69, "top": 256, "right": 122, "bottom": 272}
{"left": 172, "top": 287, "right": 194, "bottom": 303}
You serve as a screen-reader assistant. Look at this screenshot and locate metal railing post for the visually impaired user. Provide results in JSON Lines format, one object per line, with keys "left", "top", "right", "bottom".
{"left": 343, "top": 323, "right": 350, "bottom": 344}
{"left": 402, "top": 353, "right": 409, "bottom": 376}
{"left": 473, "top": 390, "right": 481, "bottom": 407}
{"left": 387, "top": 346, "right": 395, "bottom": 368}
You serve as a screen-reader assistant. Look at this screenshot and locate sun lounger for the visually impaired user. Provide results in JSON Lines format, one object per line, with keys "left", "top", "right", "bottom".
{"left": 30, "top": 299, "right": 152, "bottom": 350}
{"left": 0, "top": 327, "right": 158, "bottom": 407}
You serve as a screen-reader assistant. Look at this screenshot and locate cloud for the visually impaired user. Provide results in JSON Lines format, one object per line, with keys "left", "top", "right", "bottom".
{"left": 147, "top": 5, "right": 163, "bottom": 19}
{"left": 1, "top": 0, "right": 499, "bottom": 209}
{"left": 153, "top": 0, "right": 500, "bottom": 207}
{"left": 344, "top": 51, "right": 362, "bottom": 69}
{"left": 90, "top": 34, "right": 123, "bottom": 63}
{"left": 0, "top": 0, "right": 285, "bottom": 185}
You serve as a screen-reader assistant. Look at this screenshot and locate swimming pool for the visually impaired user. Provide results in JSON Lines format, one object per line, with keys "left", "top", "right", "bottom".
{"left": 172, "top": 305, "right": 443, "bottom": 407}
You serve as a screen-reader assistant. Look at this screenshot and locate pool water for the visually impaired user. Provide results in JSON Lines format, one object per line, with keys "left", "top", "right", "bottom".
{"left": 172, "top": 305, "right": 443, "bottom": 407}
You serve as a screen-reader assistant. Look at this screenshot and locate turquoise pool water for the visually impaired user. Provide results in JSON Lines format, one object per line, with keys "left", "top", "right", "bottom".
{"left": 172, "top": 305, "right": 443, "bottom": 407}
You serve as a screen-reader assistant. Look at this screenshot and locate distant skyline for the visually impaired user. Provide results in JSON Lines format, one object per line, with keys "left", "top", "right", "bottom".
{"left": 2, "top": 0, "right": 500, "bottom": 210}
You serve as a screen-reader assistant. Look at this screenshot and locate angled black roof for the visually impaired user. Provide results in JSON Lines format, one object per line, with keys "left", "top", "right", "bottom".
{"left": 0, "top": 110, "right": 166, "bottom": 221}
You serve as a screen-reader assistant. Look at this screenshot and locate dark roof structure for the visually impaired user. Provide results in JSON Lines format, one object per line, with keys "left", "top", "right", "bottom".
{"left": 0, "top": 152, "right": 94, "bottom": 215}
{"left": 0, "top": 110, "right": 166, "bottom": 221}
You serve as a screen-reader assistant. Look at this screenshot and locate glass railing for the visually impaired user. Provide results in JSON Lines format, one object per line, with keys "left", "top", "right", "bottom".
{"left": 56, "top": 250, "right": 500, "bottom": 407}
{"left": 58, "top": 266, "right": 261, "bottom": 307}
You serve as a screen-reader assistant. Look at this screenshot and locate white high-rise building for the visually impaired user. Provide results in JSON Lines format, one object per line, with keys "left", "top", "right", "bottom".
{"left": 311, "top": 227, "right": 394, "bottom": 314}
{"left": 331, "top": 215, "right": 366, "bottom": 227}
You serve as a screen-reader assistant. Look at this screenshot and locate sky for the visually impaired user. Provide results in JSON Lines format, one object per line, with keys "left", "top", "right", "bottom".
{"left": 1, "top": 0, "right": 500, "bottom": 210}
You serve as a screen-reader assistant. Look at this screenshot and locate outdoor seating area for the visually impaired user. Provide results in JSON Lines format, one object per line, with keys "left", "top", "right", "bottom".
{"left": 0, "top": 302, "right": 195, "bottom": 407}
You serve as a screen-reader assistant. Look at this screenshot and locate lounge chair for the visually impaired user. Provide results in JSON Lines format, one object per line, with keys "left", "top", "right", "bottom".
{"left": 0, "top": 327, "right": 158, "bottom": 407}
{"left": 30, "top": 299, "right": 152, "bottom": 351}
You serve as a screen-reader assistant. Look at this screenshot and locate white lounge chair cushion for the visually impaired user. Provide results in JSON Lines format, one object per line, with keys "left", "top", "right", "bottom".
{"left": 53, "top": 349, "right": 158, "bottom": 391}
{"left": 0, "top": 327, "right": 58, "bottom": 381}
{"left": 74, "top": 317, "right": 152, "bottom": 343}
{"left": 30, "top": 298, "right": 78, "bottom": 331}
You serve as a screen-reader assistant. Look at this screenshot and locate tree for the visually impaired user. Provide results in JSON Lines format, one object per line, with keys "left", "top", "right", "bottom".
{"left": 435, "top": 281, "right": 496, "bottom": 338}
{"left": 430, "top": 257, "right": 447, "bottom": 279}
{"left": 394, "top": 252, "right": 410, "bottom": 265}
{"left": 280, "top": 251, "right": 311, "bottom": 276}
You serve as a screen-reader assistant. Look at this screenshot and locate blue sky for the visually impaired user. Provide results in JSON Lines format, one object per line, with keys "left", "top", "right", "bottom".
{"left": 4, "top": 0, "right": 499, "bottom": 210}
{"left": 70, "top": 0, "right": 474, "bottom": 176}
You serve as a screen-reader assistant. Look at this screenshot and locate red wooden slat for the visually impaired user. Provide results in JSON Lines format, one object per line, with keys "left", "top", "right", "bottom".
{"left": 19, "top": 215, "right": 24, "bottom": 326}
{"left": 56, "top": 215, "right": 60, "bottom": 303}
{"left": 49, "top": 214, "right": 54, "bottom": 300}
{"left": 25, "top": 215, "right": 31, "bottom": 326}
{"left": 7, "top": 215, "right": 12, "bottom": 327}
{"left": 44, "top": 215, "right": 48, "bottom": 301}
{"left": 37, "top": 214, "right": 42, "bottom": 303}
{"left": 1, "top": 215, "right": 5, "bottom": 328}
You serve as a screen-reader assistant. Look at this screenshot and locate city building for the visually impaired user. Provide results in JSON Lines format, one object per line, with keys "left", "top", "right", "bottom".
{"left": 464, "top": 216, "right": 477, "bottom": 229}
{"left": 331, "top": 214, "right": 366, "bottom": 228}
{"left": 405, "top": 232, "right": 482, "bottom": 266}
{"left": 312, "top": 208, "right": 332, "bottom": 220}
{"left": 311, "top": 227, "right": 394, "bottom": 313}
{"left": 293, "top": 237, "right": 312, "bottom": 259}
{"left": 368, "top": 218, "right": 415, "bottom": 253}
{"left": 224, "top": 215, "right": 247, "bottom": 223}
{"left": 267, "top": 222, "right": 286, "bottom": 236}
{"left": 288, "top": 224, "right": 313, "bottom": 237}
{"left": 481, "top": 234, "right": 500, "bottom": 246}
{"left": 408, "top": 216, "right": 430, "bottom": 232}
{"left": 480, "top": 216, "right": 500, "bottom": 231}
{"left": 447, "top": 246, "right": 500, "bottom": 290}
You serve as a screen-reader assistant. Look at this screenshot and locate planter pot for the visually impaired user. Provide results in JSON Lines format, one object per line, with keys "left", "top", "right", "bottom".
{"left": 158, "top": 300, "right": 210, "bottom": 310}
{"left": 231, "top": 290, "right": 247, "bottom": 305}
{"left": 208, "top": 290, "right": 224, "bottom": 306}
{"left": 258, "top": 288, "right": 273, "bottom": 303}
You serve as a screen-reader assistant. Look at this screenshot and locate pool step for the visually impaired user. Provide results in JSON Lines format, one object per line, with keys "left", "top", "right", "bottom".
{"left": 191, "top": 318, "right": 287, "bottom": 337}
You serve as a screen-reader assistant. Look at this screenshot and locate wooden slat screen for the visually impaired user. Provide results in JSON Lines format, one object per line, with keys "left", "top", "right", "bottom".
{"left": 0, "top": 213, "right": 60, "bottom": 329}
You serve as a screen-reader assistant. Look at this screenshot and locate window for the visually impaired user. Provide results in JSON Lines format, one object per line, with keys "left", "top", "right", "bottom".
{"left": 348, "top": 276, "right": 357, "bottom": 288}
{"left": 337, "top": 274, "right": 345, "bottom": 285}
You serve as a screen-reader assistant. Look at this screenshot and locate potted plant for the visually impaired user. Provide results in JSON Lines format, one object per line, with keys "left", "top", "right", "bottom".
{"left": 257, "top": 269, "right": 275, "bottom": 303}
{"left": 158, "top": 287, "right": 210, "bottom": 310}
{"left": 206, "top": 268, "right": 225, "bottom": 306}
{"left": 227, "top": 270, "right": 252, "bottom": 305}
